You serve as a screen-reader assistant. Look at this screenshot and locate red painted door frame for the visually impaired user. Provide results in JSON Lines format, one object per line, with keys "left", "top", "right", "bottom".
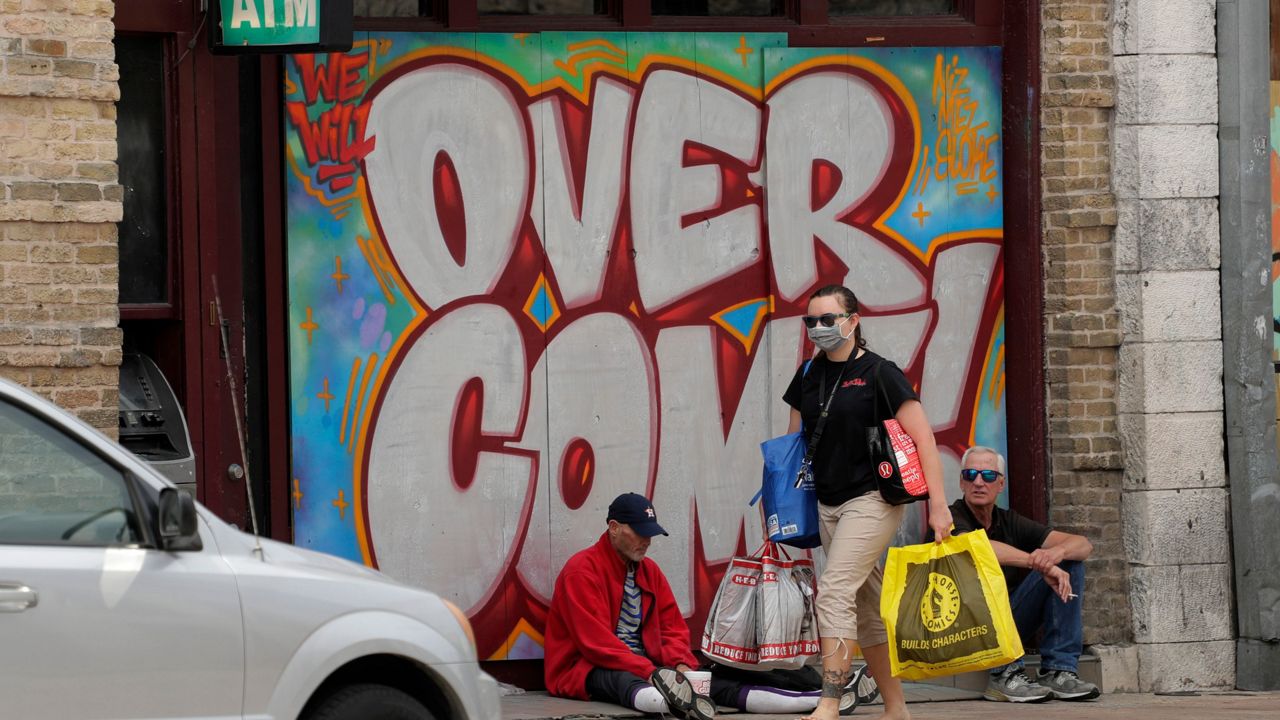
{"left": 192, "top": 41, "right": 252, "bottom": 530}
{"left": 115, "top": 1, "right": 259, "bottom": 531}
{"left": 999, "top": 0, "right": 1046, "bottom": 523}
{"left": 259, "top": 57, "right": 293, "bottom": 541}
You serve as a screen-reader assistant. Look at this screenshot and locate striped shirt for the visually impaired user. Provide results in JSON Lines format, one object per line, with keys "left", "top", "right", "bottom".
{"left": 615, "top": 562, "right": 644, "bottom": 654}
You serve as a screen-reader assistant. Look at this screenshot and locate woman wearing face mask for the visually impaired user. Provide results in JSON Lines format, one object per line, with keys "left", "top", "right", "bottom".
{"left": 782, "top": 284, "right": 952, "bottom": 720}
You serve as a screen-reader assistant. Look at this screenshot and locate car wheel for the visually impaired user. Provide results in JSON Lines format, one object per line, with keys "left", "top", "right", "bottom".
{"left": 306, "top": 683, "right": 435, "bottom": 720}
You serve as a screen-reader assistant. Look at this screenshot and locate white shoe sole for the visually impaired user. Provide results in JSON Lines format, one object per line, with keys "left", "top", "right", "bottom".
{"left": 983, "top": 689, "right": 1053, "bottom": 703}
{"left": 1049, "top": 687, "right": 1101, "bottom": 701}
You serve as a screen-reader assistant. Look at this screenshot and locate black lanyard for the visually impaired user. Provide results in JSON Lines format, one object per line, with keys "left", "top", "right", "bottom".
{"left": 797, "top": 358, "right": 848, "bottom": 487}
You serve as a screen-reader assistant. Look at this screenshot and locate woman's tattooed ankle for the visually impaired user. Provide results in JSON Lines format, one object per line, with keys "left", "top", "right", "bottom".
{"left": 821, "top": 669, "right": 847, "bottom": 698}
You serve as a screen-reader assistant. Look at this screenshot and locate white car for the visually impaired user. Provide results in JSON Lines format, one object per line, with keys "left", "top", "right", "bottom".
{"left": 0, "top": 378, "right": 501, "bottom": 720}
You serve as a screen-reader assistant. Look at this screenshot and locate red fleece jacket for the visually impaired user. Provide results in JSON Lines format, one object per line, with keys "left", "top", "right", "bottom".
{"left": 544, "top": 533, "right": 699, "bottom": 700}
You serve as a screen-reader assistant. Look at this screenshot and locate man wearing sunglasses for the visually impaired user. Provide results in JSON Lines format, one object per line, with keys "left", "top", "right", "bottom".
{"left": 943, "top": 446, "right": 1099, "bottom": 703}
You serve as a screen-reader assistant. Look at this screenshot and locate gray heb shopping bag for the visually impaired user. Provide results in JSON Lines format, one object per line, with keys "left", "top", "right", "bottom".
{"left": 701, "top": 555, "right": 761, "bottom": 667}
{"left": 753, "top": 552, "right": 820, "bottom": 670}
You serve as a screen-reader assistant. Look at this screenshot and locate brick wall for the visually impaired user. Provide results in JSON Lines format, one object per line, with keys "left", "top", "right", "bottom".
{"left": 0, "top": 0, "right": 121, "bottom": 435}
{"left": 1040, "top": 0, "right": 1130, "bottom": 646}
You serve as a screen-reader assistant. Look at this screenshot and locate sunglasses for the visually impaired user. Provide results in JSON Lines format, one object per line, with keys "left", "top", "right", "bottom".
{"left": 801, "top": 312, "right": 852, "bottom": 329}
{"left": 961, "top": 468, "right": 1003, "bottom": 483}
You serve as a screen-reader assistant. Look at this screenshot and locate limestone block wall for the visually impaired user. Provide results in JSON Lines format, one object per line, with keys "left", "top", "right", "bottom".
{"left": 1112, "top": 0, "right": 1234, "bottom": 691}
{"left": 0, "top": 0, "right": 121, "bottom": 435}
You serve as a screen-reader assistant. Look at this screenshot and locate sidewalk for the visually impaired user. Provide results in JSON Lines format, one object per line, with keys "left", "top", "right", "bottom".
{"left": 502, "top": 688, "right": 1280, "bottom": 720}
{"left": 503, "top": 681, "right": 979, "bottom": 719}
{"left": 872, "top": 692, "right": 1280, "bottom": 720}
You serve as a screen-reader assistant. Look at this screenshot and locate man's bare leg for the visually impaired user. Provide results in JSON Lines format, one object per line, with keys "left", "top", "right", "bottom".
{"left": 862, "top": 642, "right": 909, "bottom": 720}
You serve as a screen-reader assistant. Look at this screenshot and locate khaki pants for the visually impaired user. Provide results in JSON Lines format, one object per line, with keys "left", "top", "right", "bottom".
{"left": 815, "top": 493, "right": 905, "bottom": 647}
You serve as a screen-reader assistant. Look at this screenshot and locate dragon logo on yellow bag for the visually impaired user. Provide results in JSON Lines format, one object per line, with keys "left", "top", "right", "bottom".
{"left": 920, "top": 572, "right": 961, "bottom": 632}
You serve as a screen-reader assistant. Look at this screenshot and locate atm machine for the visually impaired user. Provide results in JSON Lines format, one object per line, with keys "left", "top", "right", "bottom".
{"left": 118, "top": 352, "right": 196, "bottom": 497}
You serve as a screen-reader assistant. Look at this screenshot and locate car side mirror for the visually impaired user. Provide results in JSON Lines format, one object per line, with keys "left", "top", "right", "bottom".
{"left": 157, "top": 487, "right": 202, "bottom": 551}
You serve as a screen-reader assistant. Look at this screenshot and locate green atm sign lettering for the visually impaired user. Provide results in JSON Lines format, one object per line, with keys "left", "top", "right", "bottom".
{"left": 221, "top": 0, "right": 320, "bottom": 47}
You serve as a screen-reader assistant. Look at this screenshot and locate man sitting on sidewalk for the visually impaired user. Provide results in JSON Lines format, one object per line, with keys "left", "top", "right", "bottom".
{"left": 544, "top": 493, "right": 855, "bottom": 719}
{"left": 945, "top": 446, "right": 1100, "bottom": 703}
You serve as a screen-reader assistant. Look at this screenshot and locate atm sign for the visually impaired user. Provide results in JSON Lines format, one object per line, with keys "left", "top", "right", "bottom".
{"left": 221, "top": 0, "right": 321, "bottom": 47}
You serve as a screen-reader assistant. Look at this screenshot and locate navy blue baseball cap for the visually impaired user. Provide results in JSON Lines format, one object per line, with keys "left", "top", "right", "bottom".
{"left": 607, "top": 493, "right": 669, "bottom": 537}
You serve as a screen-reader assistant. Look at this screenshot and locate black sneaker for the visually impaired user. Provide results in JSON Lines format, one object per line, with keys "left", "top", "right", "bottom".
{"left": 983, "top": 667, "right": 1052, "bottom": 703}
{"left": 838, "top": 664, "right": 878, "bottom": 715}
{"left": 650, "top": 667, "right": 716, "bottom": 720}
{"left": 1038, "top": 669, "right": 1101, "bottom": 701}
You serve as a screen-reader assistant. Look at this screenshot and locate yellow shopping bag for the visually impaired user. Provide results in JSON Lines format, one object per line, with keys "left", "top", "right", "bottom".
{"left": 879, "top": 529, "right": 1023, "bottom": 680}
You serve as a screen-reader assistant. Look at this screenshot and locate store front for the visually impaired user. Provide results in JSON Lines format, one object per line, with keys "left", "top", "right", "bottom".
{"left": 114, "top": 0, "right": 1040, "bottom": 668}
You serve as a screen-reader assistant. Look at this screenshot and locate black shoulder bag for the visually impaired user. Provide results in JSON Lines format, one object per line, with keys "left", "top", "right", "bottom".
{"left": 865, "top": 360, "right": 929, "bottom": 505}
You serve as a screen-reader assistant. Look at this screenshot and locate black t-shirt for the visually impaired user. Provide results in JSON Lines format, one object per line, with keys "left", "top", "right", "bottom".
{"left": 782, "top": 350, "right": 918, "bottom": 506}
{"left": 948, "top": 499, "right": 1052, "bottom": 590}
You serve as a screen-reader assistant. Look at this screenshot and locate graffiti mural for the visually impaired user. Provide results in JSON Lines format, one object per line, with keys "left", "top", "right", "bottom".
{"left": 285, "top": 33, "right": 1006, "bottom": 660}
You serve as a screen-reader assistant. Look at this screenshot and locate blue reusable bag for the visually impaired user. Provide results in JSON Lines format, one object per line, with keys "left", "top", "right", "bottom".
{"left": 755, "top": 360, "right": 822, "bottom": 549}
{"left": 758, "top": 431, "right": 821, "bottom": 549}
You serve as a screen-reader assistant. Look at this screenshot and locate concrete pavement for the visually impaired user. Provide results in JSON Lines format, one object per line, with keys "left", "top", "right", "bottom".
{"left": 502, "top": 678, "right": 981, "bottom": 719}
{"left": 502, "top": 689, "right": 1280, "bottom": 720}
{"left": 862, "top": 692, "right": 1280, "bottom": 720}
